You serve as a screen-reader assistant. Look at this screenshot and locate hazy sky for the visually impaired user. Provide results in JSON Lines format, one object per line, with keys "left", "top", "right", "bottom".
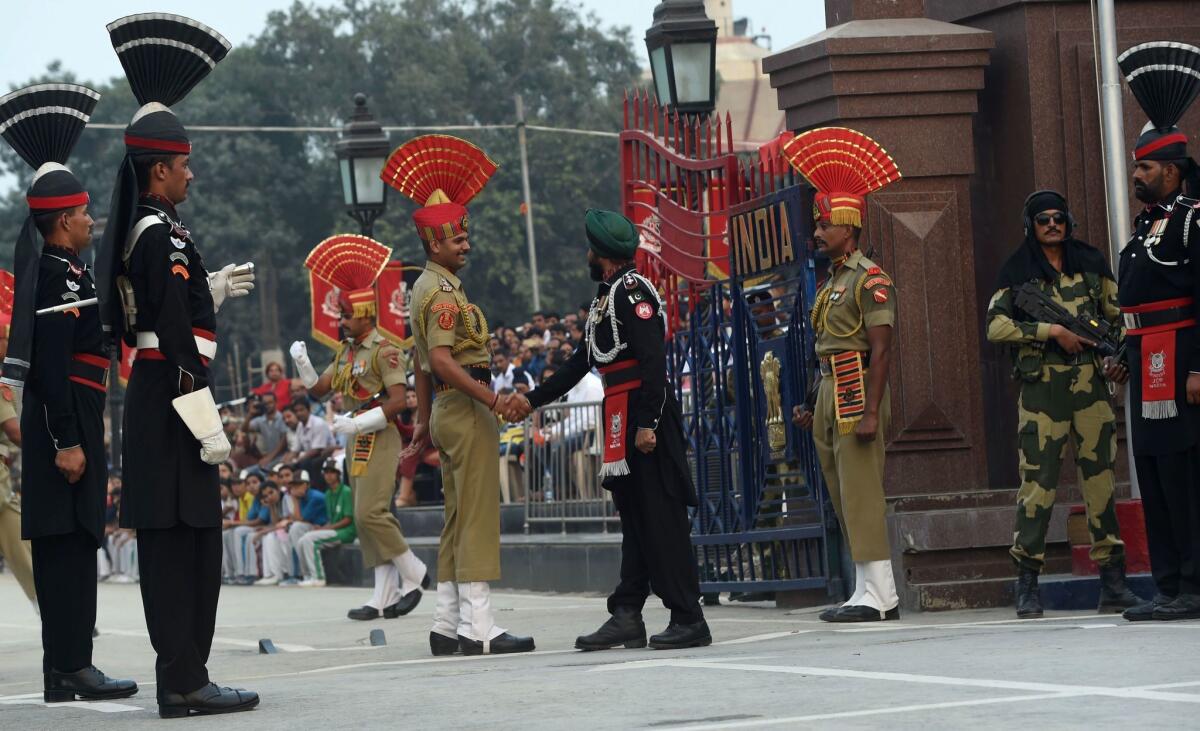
{"left": 0, "top": 1, "right": 826, "bottom": 91}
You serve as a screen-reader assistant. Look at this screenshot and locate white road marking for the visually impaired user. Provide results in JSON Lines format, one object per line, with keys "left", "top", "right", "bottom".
{"left": 0, "top": 699, "right": 144, "bottom": 713}
{"left": 665, "top": 692, "right": 1081, "bottom": 730}
{"left": 713, "top": 631, "right": 812, "bottom": 646}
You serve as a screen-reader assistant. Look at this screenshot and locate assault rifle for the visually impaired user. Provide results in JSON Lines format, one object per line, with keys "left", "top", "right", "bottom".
{"left": 1013, "top": 282, "right": 1124, "bottom": 359}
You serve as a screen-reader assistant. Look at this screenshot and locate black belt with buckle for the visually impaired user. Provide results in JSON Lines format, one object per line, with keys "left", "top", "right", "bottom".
{"left": 434, "top": 365, "right": 491, "bottom": 393}
{"left": 1122, "top": 306, "right": 1192, "bottom": 331}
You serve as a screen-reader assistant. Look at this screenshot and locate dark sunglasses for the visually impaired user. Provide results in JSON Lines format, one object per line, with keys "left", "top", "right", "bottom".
{"left": 1034, "top": 212, "right": 1066, "bottom": 226}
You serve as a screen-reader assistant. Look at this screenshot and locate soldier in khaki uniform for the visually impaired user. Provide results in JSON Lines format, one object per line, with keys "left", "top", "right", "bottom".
{"left": 786, "top": 127, "right": 903, "bottom": 622}
{"left": 0, "top": 279, "right": 36, "bottom": 610}
{"left": 291, "top": 235, "right": 428, "bottom": 621}
{"left": 384, "top": 134, "right": 534, "bottom": 656}
{"left": 986, "top": 190, "right": 1141, "bottom": 619}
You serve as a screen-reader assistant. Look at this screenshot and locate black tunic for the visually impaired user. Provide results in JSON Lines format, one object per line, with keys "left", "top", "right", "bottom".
{"left": 20, "top": 245, "right": 108, "bottom": 544}
{"left": 1117, "top": 194, "right": 1200, "bottom": 457}
{"left": 528, "top": 263, "right": 696, "bottom": 506}
{"left": 118, "top": 196, "right": 220, "bottom": 529}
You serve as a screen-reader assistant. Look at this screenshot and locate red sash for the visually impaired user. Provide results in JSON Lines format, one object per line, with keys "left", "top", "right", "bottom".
{"left": 1122, "top": 297, "right": 1196, "bottom": 420}
{"left": 598, "top": 360, "right": 641, "bottom": 478}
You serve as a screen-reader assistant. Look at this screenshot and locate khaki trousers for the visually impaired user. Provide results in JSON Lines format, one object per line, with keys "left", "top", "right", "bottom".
{"left": 812, "top": 378, "right": 891, "bottom": 562}
{"left": 351, "top": 425, "right": 409, "bottom": 568}
{"left": 431, "top": 390, "right": 501, "bottom": 582}
{"left": 0, "top": 502, "right": 35, "bottom": 602}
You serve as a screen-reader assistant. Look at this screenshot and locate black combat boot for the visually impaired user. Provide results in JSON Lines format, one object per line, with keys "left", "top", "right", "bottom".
{"left": 1123, "top": 593, "right": 1174, "bottom": 621}
{"left": 1097, "top": 560, "right": 1142, "bottom": 613}
{"left": 1015, "top": 567, "right": 1043, "bottom": 619}
{"left": 1153, "top": 593, "right": 1200, "bottom": 621}
{"left": 430, "top": 631, "right": 460, "bottom": 656}
{"left": 648, "top": 620, "right": 712, "bottom": 650}
{"left": 575, "top": 607, "right": 647, "bottom": 651}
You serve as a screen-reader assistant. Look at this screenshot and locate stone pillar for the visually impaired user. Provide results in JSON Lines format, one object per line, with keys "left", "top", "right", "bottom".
{"left": 763, "top": 6, "right": 996, "bottom": 608}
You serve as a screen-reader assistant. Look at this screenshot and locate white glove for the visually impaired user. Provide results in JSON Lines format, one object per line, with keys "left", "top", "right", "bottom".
{"left": 332, "top": 407, "right": 388, "bottom": 436}
{"left": 171, "top": 387, "right": 232, "bottom": 464}
{"left": 208, "top": 262, "right": 256, "bottom": 312}
{"left": 290, "top": 340, "right": 319, "bottom": 389}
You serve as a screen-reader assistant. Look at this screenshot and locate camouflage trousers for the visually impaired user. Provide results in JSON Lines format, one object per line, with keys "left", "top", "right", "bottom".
{"left": 1011, "top": 362, "right": 1125, "bottom": 572}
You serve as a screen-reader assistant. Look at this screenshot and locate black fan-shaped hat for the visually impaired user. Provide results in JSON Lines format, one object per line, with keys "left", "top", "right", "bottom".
{"left": 107, "top": 13, "right": 231, "bottom": 155}
{"left": 0, "top": 83, "right": 99, "bottom": 211}
{"left": 1118, "top": 41, "right": 1200, "bottom": 160}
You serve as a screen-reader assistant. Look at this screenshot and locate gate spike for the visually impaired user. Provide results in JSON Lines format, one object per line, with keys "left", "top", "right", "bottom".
{"left": 623, "top": 90, "right": 629, "bottom": 129}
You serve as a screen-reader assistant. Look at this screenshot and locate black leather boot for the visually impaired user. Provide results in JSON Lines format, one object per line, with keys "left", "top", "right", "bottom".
{"left": 1153, "top": 593, "right": 1200, "bottom": 621}
{"left": 648, "top": 620, "right": 712, "bottom": 650}
{"left": 575, "top": 608, "right": 647, "bottom": 651}
{"left": 384, "top": 572, "right": 431, "bottom": 617}
{"left": 826, "top": 605, "right": 900, "bottom": 622}
{"left": 1123, "top": 593, "right": 1173, "bottom": 621}
{"left": 347, "top": 605, "right": 381, "bottom": 621}
{"left": 44, "top": 666, "right": 138, "bottom": 703}
{"left": 1097, "top": 560, "right": 1142, "bottom": 613}
{"left": 1015, "top": 567, "right": 1043, "bottom": 619}
{"left": 458, "top": 632, "right": 536, "bottom": 655}
{"left": 158, "top": 683, "right": 259, "bottom": 719}
{"left": 430, "top": 631, "right": 460, "bottom": 656}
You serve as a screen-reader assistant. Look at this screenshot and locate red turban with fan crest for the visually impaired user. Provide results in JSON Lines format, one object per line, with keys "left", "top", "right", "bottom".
{"left": 305, "top": 234, "right": 392, "bottom": 320}
{"left": 782, "top": 127, "right": 901, "bottom": 229}
{"left": 380, "top": 134, "right": 498, "bottom": 243}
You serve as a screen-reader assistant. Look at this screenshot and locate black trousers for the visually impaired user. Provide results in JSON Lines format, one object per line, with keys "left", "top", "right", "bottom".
{"left": 31, "top": 530, "right": 97, "bottom": 674}
{"left": 136, "top": 525, "right": 222, "bottom": 695}
{"left": 1135, "top": 446, "right": 1200, "bottom": 596}
{"left": 608, "top": 481, "right": 704, "bottom": 625}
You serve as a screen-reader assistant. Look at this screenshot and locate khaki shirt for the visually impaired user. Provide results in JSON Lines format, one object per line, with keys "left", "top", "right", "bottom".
{"left": 813, "top": 250, "right": 896, "bottom": 356}
{"left": 408, "top": 260, "right": 491, "bottom": 373}
{"left": 0, "top": 384, "right": 17, "bottom": 508}
{"left": 321, "top": 328, "right": 408, "bottom": 411}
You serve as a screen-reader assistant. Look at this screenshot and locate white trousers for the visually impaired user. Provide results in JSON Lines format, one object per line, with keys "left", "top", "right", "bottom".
{"left": 432, "top": 581, "right": 459, "bottom": 639}
{"left": 458, "top": 582, "right": 505, "bottom": 643}
{"left": 108, "top": 534, "right": 138, "bottom": 580}
{"left": 223, "top": 525, "right": 261, "bottom": 578}
{"left": 848, "top": 560, "right": 899, "bottom": 612}
{"left": 295, "top": 529, "right": 341, "bottom": 581}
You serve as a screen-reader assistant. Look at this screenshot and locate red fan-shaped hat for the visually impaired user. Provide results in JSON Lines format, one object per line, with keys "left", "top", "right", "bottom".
{"left": 782, "top": 127, "right": 901, "bottom": 228}
{"left": 380, "top": 135, "right": 498, "bottom": 242}
{"left": 304, "top": 234, "right": 392, "bottom": 319}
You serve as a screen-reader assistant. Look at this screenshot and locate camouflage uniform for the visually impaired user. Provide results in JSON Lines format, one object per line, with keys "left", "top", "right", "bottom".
{"left": 986, "top": 270, "right": 1125, "bottom": 572}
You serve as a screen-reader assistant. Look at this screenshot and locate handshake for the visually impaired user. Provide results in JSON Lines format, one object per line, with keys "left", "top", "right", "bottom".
{"left": 495, "top": 393, "right": 533, "bottom": 423}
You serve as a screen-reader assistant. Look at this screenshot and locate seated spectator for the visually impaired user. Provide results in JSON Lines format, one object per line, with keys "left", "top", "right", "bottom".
{"left": 497, "top": 387, "right": 525, "bottom": 459}
{"left": 246, "top": 392, "right": 288, "bottom": 469}
{"left": 230, "top": 430, "right": 262, "bottom": 471}
{"left": 491, "top": 351, "right": 534, "bottom": 393}
{"left": 293, "top": 399, "right": 336, "bottom": 491}
{"left": 223, "top": 473, "right": 267, "bottom": 585}
{"left": 279, "top": 404, "right": 301, "bottom": 465}
{"left": 521, "top": 338, "right": 547, "bottom": 381}
{"left": 295, "top": 461, "right": 357, "bottom": 587}
{"left": 251, "top": 481, "right": 292, "bottom": 585}
{"left": 265, "top": 470, "right": 327, "bottom": 587}
{"left": 252, "top": 360, "right": 292, "bottom": 411}
{"left": 289, "top": 380, "right": 325, "bottom": 418}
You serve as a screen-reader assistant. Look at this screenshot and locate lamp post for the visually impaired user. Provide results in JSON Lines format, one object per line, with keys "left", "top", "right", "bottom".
{"left": 335, "top": 93, "right": 389, "bottom": 237}
{"left": 645, "top": 0, "right": 718, "bottom": 119}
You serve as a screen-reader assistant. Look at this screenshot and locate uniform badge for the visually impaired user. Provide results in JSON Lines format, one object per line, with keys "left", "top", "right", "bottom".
{"left": 65, "top": 278, "right": 80, "bottom": 292}
{"left": 67, "top": 262, "right": 83, "bottom": 279}
{"left": 170, "top": 263, "right": 190, "bottom": 280}
{"left": 630, "top": 291, "right": 644, "bottom": 303}
{"left": 352, "top": 359, "right": 367, "bottom": 376}
{"left": 866, "top": 266, "right": 882, "bottom": 276}
{"left": 635, "top": 302, "right": 654, "bottom": 320}
{"left": 439, "top": 277, "right": 454, "bottom": 292}
{"left": 830, "top": 286, "right": 847, "bottom": 304}
{"left": 171, "top": 236, "right": 187, "bottom": 250}
{"left": 438, "top": 311, "right": 455, "bottom": 330}
{"left": 609, "top": 412, "right": 623, "bottom": 445}
{"left": 623, "top": 273, "right": 638, "bottom": 290}
{"left": 873, "top": 288, "right": 889, "bottom": 303}
{"left": 863, "top": 276, "right": 890, "bottom": 290}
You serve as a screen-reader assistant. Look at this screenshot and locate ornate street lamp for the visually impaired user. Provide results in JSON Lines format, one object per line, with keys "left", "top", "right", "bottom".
{"left": 645, "top": 0, "right": 718, "bottom": 118}
{"left": 335, "top": 93, "right": 389, "bottom": 236}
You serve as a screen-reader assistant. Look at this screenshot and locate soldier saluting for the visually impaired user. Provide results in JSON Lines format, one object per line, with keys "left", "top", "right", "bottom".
{"left": 1114, "top": 41, "right": 1200, "bottom": 622}
{"left": 509, "top": 210, "right": 710, "bottom": 651}
{"left": 787, "top": 128, "right": 903, "bottom": 623}
{"left": 96, "top": 14, "right": 258, "bottom": 717}
{"left": 0, "top": 83, "right": 137, "bottom": 703}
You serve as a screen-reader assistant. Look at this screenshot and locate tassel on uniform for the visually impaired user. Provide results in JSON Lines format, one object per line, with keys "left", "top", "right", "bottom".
{"left": 1143, "top": 400, "right": 1179, "bottom": 420}
{"left": 599, "top": 459, "right": 631, "bottom": 478}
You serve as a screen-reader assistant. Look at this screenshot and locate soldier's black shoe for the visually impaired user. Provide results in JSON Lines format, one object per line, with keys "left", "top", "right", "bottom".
{"left": 1015, "top": 567, "right": 1043, "bottom": 619}
{"left": 648, "top": 620, "right": 712, "bottom": 649}
{"left": 575, "top": 608, "right": 647, "bottom": 651}
{"left": 1153, "top": 593, "right": 1200, "bottom": 621}
{"left": 1123, "top": 593, "right": 1174, "bottom": 621}
{"left": 44, "top": 666, "right": 138, "bottom": 703}
{"left": 1097, "top": 561, "right": 1142, "bottom": 613}
{"left": 818, "top": 606, "right": 840, "bottom": 622}
{"left": 158, "top": 683, "right": 259, "bottom": 719}
{"left": 826, "top": 605, "right": 900, "bottom": 623}
{"left": 383, "top": 589, "right": 423, "bottom": 618}
{"left": 458, "top": 632, "right": 536, "bottom": 655}
{"left": 430, "top": 632, "right": 460, "bottom": 656}
{"left": 347, "top": 605, "right": 381, "bottom": 621}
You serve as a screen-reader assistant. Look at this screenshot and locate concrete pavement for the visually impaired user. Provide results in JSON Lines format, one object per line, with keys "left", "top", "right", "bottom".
{"left": 0, "top": 573, "right": 1197, "bottom": 729}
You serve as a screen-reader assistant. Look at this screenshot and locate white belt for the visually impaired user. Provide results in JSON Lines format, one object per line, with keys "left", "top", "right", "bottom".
{"left": 135, "top": 331, "right": 218, "bottom": 359}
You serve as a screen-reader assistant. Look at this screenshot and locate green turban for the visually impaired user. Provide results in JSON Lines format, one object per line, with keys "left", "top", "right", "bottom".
{"left": 585, "top": 208, "right": 638, "bottom": 260}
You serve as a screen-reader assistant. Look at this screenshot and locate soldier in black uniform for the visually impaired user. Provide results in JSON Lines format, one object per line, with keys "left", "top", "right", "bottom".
{"left": 96, "top": 14, "right": 258, "bottom": 717}
{"left": 1116, "top": 41, "right": 1200, "bottom": 621}
{"left": 506, "top": 209, "right": 710, "bottom": 650}
{"left": 0, "top": 83, "right": 137, "bottom": 703}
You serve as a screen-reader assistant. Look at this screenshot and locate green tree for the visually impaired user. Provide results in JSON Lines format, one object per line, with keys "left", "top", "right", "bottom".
{"left": 0, "top": 0, "right": 640, "bottom": 398}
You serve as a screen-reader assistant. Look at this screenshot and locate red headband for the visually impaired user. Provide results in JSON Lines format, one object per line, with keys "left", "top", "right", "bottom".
{"left": 124, "top": 134, "right": 192, "bottom": 155}
{"left": 27, "top": 192, "right": 90, "bottom": 211}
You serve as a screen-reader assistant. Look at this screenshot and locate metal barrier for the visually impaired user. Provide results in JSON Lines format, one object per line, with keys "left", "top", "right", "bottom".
{"left": 521, "top": 399, "right": 618, "bottom": 533}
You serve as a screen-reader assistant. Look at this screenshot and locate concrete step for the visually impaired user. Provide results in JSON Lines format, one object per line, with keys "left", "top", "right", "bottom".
{"left": 322, "top": 533, "right": 622, "bottom": 594}
{"left": 394, "top": 503, "right": 618, "bottom": 537}
{"left": 907, "top": 572, "right": 1157, "bottom": 612}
